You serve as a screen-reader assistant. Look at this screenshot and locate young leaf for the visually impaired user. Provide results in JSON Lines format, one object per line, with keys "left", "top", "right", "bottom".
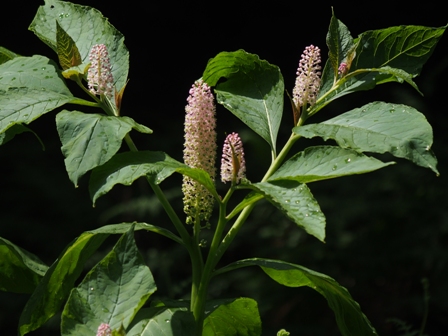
{"left": 326, "top": 12, "right": 354, "bottom": 79}
{"left": 250, "top": 180, "right": 325, "bottom": 242}
{"left": 18, "top": 223, "right": 178, "bottom": 336}
{"left": 0, "top": 46, "right": 19, "bottom": 65}
{"left": 216, "top": 259, "right": 378, "bottom": 336}
{"left": 89, "top": 151, "right": 219, "bottom": 205}
{"left": 61, "top": 225, "right": 156, "bottom": 335}
{"left": 29, "top": 0, "right": 129, "bottom": 92}
{"left": 56, "top": 110, "right": 152, "bottom": 187}
{"left": 56, "top": 20, "right": 82, "bottom": 70}
{"left": 268, "top": 146, "right": 395, "bottom": 183}
{"left": 0, "top": 237, "right": 48, "bottom": 294}
{"left": 203, "top": 298, "right": 262, "bottom": 336}
{"left": 294, "top": 102, "right": 438, "bottom": 175}
{"left": 203, "top": 50, "right": 284, "bottom": 156}
{"left": 0, "top": 55, "right": 74, "bottom": 136}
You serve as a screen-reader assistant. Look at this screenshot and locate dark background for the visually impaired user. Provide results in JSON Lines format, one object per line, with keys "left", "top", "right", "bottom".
{"left": 1, "top": 1, "right": 447, "bottom": 335}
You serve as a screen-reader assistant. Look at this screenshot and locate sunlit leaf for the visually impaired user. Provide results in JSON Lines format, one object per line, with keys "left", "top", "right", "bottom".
{"left": 203, "top": 50, "right": 284, "bottom": 155}
{"left": 269, "top": 146, "right": 394, "bottom": 183}
{"left": 56, "top": 110, "right": 152, "bottom": 186}
{"left": 61, "top": 225, "right": 156, "bottom": 335}
{"left": 56, "top": 20, "right": 82, "bottom": 70}
{"left": 294, "top": 102, "right": 438, "bottom": 174}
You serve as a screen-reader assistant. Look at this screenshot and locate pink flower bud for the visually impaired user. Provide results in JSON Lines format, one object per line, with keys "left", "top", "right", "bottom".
{"left": 96, "top": 323, "right": 111, "bottom": 336}
{"left": 221, "top": 132, "right": 246, "bottom": 184}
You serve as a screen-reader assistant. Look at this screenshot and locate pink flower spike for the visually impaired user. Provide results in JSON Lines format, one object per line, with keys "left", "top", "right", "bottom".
{"left": 338, "top": 62, "right": 348, "bottom": 76}
{"left": 292, "top": 45, "right": 322, "bottom": 109}
{"left": 87, "top": 44, "right": 115, "bottom": 98}
{"left": 221, "top": 132, "right": 246, "bottom": 184}
{"left": 96, "top": 323, "right": 111, "bottom": 336}
{"left": 182, "top": 79, "right": 217, "bottom": 224}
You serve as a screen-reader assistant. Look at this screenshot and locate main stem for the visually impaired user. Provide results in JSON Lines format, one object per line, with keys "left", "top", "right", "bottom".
{"left": 191, "top": 132, "right": 301, "bottom": 335}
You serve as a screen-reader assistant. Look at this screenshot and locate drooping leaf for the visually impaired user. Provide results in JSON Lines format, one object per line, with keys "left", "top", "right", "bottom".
{"left": 268, "top": 146, "right": 394, "bottom": 183}
{"left": 216, "top": 259, "right": 378, "bottom": 336}
{"left": 61, "top": 225, "right": 156, "bottom": 335}
{"left": 0, "top": 55, "right": 74, "bottom": 136}
{"left": 126, "top": 307, "right": 195, "bottom": 336}
{"left": 203, "top": 50, "right": 284, "bottom": 155}
{"left": 250, "top": 180, "right": 325, "bottom": 242}
{"left": 89, "top": 151, "right": 218, "bottom": 205}
{"left": 56, "top": 110, "right": 152, "bottom": 186}
{"left": 29, "top": 0, "right": 129, "bottom": 92}
{"left": 18, "top": 223, "right": 179, "bottom": 336}
{"left": 0, "top": 237, "right": 48, "bottom": 294}
{"left": 0, "top": 46, "right": 19, "bottom": 65}
{"left": 56, "top": 20, "right": 82, "bottom": 70}
{"left": 203, "top": 298, "right": 262, "bottom": 336}
{"left": 294, "top": 102, "right": 438, "bottom": 174}
{"left": 0, "top": 124, "right": 44, "bottom": 149}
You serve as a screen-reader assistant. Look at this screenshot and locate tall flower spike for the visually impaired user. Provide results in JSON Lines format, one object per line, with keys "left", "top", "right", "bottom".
{"left": 292, "top": 45, "right": 322, "bottom": 111}
{"left": 182, "top": 79, "right": 217, "bottom": 225}
{"left": 96, "top": 323, "right": 111, "bottom": 336}
{"left": 221, "top": 132, "right": 246, "bottom": 184}
{"left": 87, "top": 44, "right": 115, "bottom": 99}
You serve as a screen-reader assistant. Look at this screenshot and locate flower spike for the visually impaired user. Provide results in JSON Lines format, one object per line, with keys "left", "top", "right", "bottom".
{"left": 87, "top": 44, "right": 115, "bottom": 99}
{"left": 292, "top": 45, "right": 322, "bottom": 119}
{"left": 182, "top": 79, "right": 217, "bottom": 225}
{"left": 221, "top": 132, "right": 246, "bottom": 184}
{"left": 96, "top": 323, "right": 111, "bottom": 336}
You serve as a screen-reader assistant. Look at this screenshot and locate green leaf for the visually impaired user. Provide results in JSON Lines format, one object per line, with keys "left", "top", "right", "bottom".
{"left": 18, "top": 222, "right": 176, "bottom": 336}
{"left": 326, "top": 12, "right": 354, "bottom": 79}
{"left": 29, "top": 0, "right": 129, "bottom": 92}
{"left": 203, "top": 298, "right": 262, "bottom": 336}
{"left": 269, "top": 146, "right": 394, "bottom": 183}
{"left": 203, "top": 50, "right": 284, "bottom": 155}
{"left": 0, "top": 124, "right": 44, "bottom": 149}
{"left": 217, "top": 259, "right": 378, "bottom": 336}
{"left": 294, "top": 102, "right": 438, "bottom": 175}
{"left": 127, "top": 307, "right": 195, "bottom": 336}
{"left": 0, "top": 46, "right": 19, "bottom": 65}
{"left": 250, "top": 180, "right": 325, "bottom": 242}
{"left": 61, "top": 225, "right": 156, "bottom": 335}
{"left": 89, "top": 151, "right": 218, "bottom": 205}
{"left": 0, "top": 55, "right": 74, "bottom": 136}
{"left": 56, "top": 110, "right": 152, "bottom": 186}
{"left": 0, "top": 237, "right": 48, "bottom": 294}
{"left": 56, "top": 20, "right": 82, "bottom": 70}
{"left": 315, "top": 25, "right": 446, "bottom": 113}
{"left": 226, "top": 191, "right": 264, "bottom": 220}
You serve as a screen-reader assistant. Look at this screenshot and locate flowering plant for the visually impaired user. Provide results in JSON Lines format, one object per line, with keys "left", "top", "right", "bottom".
{"left": 0, "top": 1, "right": 445, "bottom": 335}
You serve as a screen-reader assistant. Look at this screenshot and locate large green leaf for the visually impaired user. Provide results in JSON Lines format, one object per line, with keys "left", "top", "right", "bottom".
{"left": 0, "top": 237, "right": 48, "bottom": 294}
{"left": 56, "top": 110, "right": 152, "bottom": 186}
{"left": 61, "top": 225, "right": 156, "bottom": 335}
{"left": 294, "top": 102, "right": 438, "bottom": 174}
{"left": 250, "top": 181, "right": 325, "bottom": 242}
{"left": 89, "top": 151, "right": 218, "bottom": 205}
{"left": 29, "top": 0, "right": 129, "bottom": 92}
{"left": 269, "top": 146, "right": 394, "bottom": 183}
{"left": 203, "top": 50, "right": 284, "bottom": 155}
{"left": 216, "top": 259, "right": 378, "bottom": 336}
{"left": 18, "top": 223, "right": 179, "bottom": 336}
{"left": 127, "top": 307, "right": 195, "bottom": 336}
{"left": 315, "top": 25, "right": 445, "bottom": 113}
{"left": 203, "top": 298, "right": 262, "bottom": 336}
{"left": 0, "top": 55, "right": 73, "bottom": 135}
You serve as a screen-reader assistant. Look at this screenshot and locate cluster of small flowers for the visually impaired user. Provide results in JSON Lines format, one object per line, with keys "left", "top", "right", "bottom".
{"left": 96, "top": 323, "right": 111, "bottom": 336}
{"left": 338, "top": 62, "right": 348, "bottom": 76}
{"left": 292, "top": 45, "right": 322, "bottom": 108}
{"left": 221, "top": 132, "right": 246, "bottom": 184}
{"left": 182, "top": 79, "right": 217, "bottom": 224}
{"left": 87, "top": 44, "right": 115, "bottom": 98}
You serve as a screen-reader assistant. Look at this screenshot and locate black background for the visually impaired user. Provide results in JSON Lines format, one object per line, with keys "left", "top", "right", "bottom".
{"left": 1, "top": 1, "right": 448, "bottom": 335}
